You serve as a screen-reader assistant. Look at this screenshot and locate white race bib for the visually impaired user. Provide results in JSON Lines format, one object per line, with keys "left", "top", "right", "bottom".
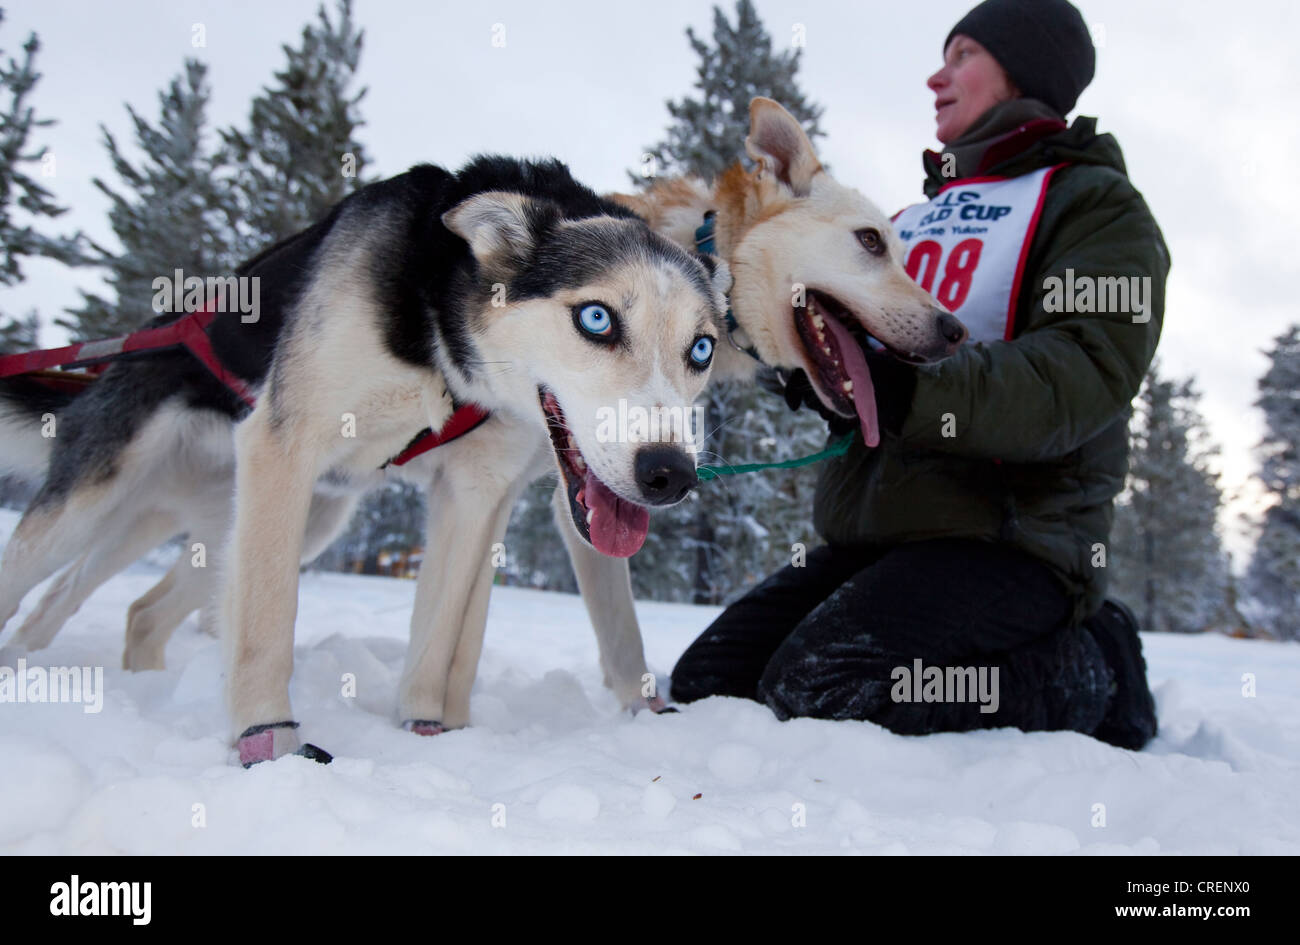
{"left": 892, "top": 164, "right": 1066, "bottom": 343}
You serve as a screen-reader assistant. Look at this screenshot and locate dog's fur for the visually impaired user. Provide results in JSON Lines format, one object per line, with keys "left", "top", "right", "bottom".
{"left": 0, "top": 100, "right": 960, "bottom": 761}
{"left": 612, "top": 98, "right": 964, "bottom": 396}
{"left": 0, "top": 156, "right": 729, "bottom": 758}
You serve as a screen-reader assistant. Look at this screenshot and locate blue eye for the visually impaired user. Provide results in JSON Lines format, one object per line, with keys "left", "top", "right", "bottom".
{"left": 690, "top": 336, "right": 714, "bottom": 367}
{"left": 577, "top": 303, "right": 612, "bottom": 337}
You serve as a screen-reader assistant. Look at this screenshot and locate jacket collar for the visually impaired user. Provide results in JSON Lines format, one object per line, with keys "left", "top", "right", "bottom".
{"left": 922, "top": 98, "right": 1069, "bottom": 196}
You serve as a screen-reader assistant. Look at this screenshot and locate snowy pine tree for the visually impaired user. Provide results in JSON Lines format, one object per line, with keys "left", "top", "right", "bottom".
{"left": 628, "top": 0, "right": 830, "bottom": 604}
{"left": 1109, "top": 362, "right": 1234, "bottom": 634}
{"left": 0, "top": 10, "right": 86, "bottom": 342}
{"left": 633, "top": 0, "right": 825, "bottom": 186}
{"left": 0, "top": 307, "right": 36, "bottom": 352}
{"left": 215, "top": 0, "right": 412, "bottom": 574}
{"left": 312, "top": 481, "right": 427, "bottom": 575}
{"left": 57, "top": 59, "right": 235, "bottom": 340}
{"left": 219, "top": 0, "right": 369, "bottom": 256}
{"left": 1246, "top": 324, "right": 1300, "bottom": 641}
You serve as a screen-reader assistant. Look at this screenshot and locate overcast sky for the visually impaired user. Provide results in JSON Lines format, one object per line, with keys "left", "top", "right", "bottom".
{"left": 4, "top": 0, "right": 1297, "bottom": 560}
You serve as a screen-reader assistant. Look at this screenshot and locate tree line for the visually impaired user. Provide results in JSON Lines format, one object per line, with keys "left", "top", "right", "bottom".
{"left": 0, "top": 1, "right": 1295, "bottom": 639}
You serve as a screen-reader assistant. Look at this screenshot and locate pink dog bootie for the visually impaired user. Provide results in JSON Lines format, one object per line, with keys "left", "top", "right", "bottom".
{"left": 237, "top": 721, "right": 333, "bottom": 767}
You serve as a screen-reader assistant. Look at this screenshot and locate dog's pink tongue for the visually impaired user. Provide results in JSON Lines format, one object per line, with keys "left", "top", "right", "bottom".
{"left": 584, "top": 473, "right": 649, "bottom": 558}
{"left": 820, "top": 313, "right": 881, "bottom": 447}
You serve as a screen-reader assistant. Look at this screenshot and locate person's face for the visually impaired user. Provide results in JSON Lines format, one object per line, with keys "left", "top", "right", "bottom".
{"left": 927, "top": 34, "right": 1020, "bottom": 144}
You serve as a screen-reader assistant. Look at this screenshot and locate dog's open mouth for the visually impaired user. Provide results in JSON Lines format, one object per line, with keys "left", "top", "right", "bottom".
{"left": 793, "top": 290, "right": 926, "bottom": 448}
{"left": 539, "top": 388, "right": 649, "bottom": 558}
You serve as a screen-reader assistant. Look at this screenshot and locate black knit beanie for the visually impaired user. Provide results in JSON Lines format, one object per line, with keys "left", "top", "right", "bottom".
{"left": 944, "top": 0, "right": 1095, "bottom": 116}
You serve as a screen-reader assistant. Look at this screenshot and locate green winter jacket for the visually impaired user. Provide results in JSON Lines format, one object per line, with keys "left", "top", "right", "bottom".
{"left": 813, "top": 100, "right": 1171, "bottom": 625}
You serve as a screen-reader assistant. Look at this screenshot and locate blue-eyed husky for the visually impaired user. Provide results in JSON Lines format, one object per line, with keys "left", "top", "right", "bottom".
{"left": 1, "top": 100, "right": 964, "bottom": 764}
{"left": 0, "top": 156, "right": 730, "bottom": 763}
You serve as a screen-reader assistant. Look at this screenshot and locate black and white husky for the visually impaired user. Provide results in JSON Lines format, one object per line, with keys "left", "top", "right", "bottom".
{"left": 0, "top": 157, "right": 729, "bottom": 763}
{"left": 2, "top": 101, "right": 964, "bottom": 765}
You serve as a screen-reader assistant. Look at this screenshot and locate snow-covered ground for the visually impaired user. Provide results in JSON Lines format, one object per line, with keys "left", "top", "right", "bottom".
{"left": 1, "top": 508, "right": 1297, "bottom": 854}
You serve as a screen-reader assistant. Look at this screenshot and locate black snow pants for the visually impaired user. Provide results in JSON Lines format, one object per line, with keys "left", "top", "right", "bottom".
{"left": 670, "top": 539, "right": 1132, "bottom": 741}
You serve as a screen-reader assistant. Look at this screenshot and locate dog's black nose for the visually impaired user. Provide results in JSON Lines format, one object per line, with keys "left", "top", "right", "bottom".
{"left": 936, "top": 310, "right": 967, "bottom": 345}
{"left": 635, "top": 446, "right": 697, "bottom": 505}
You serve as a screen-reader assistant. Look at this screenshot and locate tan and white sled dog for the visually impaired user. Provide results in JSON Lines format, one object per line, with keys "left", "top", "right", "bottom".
{"left": 611, "top": 97, "right": 966, "bottom": 439}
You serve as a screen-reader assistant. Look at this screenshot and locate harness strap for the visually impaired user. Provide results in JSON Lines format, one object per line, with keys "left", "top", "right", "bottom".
{"left": 694, "top": 212, "right": 764, "bottom": 365}
{"left": 0, "top": 307, "right": 489, "bottom": 463}
{"left": 0, "top": 307, "right": 256, "bottom": 405}
{"left": 177, "top": 308, "right": 256, "bottom": 406}
{"left": 384, "top": 405, "right": 490, "bottom": 467}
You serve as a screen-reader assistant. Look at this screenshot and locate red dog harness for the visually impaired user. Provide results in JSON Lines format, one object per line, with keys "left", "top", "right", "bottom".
{"left": 0, "top": 307, "right": 489, "bottom": 466}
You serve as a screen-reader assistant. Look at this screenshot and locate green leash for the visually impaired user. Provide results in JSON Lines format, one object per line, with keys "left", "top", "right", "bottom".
{"left": 693, "top": 209, "right": 855, "bottom": 482}
{"left": 697, "top": 431, "right": 857, "bottom": 481}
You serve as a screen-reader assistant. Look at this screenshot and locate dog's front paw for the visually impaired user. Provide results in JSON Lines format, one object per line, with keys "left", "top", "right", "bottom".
{"left": 628, "top": 694, "right": 678, "bottom": 715}
{"left": 402, "top": 719, "right": 446, "bottom": 736}
{"left": 237, "top": 721, "right": 333, "bottom": 767}
{"left": 647, "top": 695, "right": 679, "bottom": 714}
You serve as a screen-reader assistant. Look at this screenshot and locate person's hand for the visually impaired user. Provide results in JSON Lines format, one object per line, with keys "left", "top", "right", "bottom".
{"left": 757, "top": 350, "right": 919, "bottom": 438}
{"left": 858, "top": 346, "right": 919, "bottom": 436}
{"left": 757, "top": 366, "right": 856, "bottom": 435}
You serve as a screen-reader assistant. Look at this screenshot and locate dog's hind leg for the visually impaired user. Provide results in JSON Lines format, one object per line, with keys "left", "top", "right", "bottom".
{"left": 550, "top": 481, "right": 663, "bottom": 712}
{"left": 13, "top": 506, "right": 180, "bottom": 652}
{"left": 122, "top": 488, "right": 353, "bottom": 679}
{"left": 120, "top": 482, "right": 236, "bottom": 669}
{"left": 119, "top": 484, "right": 233, "bottom": 669}
{"left": 0, "top": 401, "right": 191, "bottom": 635}
{"left": 124, "top": 550, "right": 215, "bottom": 671}
{"left": 170, "top": 490, "right": 353, "bottom": 655}
{"left": 0, "top": 480, "right": 131, "bottom": 634}
{"left": 125, "top": 558, "right": 180, "bottom": 670}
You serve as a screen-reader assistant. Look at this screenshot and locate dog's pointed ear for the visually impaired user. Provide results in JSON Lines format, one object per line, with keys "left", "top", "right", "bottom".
{"left": 744, "top": 97, "right": 823, "bottom": 197}
{"left": 693, "top": 252, "right": 733, "bottom": 305}
{"left": 442, "top": 191, "right": 554, "bottom": 273}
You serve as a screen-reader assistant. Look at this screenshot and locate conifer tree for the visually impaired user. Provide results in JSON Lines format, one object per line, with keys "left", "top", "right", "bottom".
{"left": 59, "top": 60, "right": 233, "bottom": 340}
{"left": 0, "top": 307, "right": 36, "bottom": 352}
{"left": 0, "top": 10, "right": 86, "bottom": 343}
{"left": 219, "top": 0, "right": 369, "bottom": 254}
{"left": 1110, "top": 362, "right": 1234, "bottom": 633}
{"left": 630, "top": 0, "right": 829, "bottom": 604}
{"left": 313, "top": 482, "right": 427, "bottom": 575}
{"left": 634, "top": 0, "right": 824, "bottom": 185}
{"left": 1246, "top": 325, "right": 1300, "bottom": 640}
{"left": 219, "top": 0, "right": 411, "bottom": 574}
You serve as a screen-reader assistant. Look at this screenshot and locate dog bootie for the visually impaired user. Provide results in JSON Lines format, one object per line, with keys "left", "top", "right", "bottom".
{"left": 402, "top": 719, "right": 445, "bottom": 736}
{"left": 1084, "top": 599, "right": 1158, "bottom": 750}
{"left": 238, "top": 721, "right": 333, "bottom": 767}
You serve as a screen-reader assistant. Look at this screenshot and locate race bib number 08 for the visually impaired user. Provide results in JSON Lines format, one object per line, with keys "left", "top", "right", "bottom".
{"left": 891, "top": 164, "right": 1064, "bottom": 343}
{"left": 905, "top": 237, "right": 984, "bottom": 312}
